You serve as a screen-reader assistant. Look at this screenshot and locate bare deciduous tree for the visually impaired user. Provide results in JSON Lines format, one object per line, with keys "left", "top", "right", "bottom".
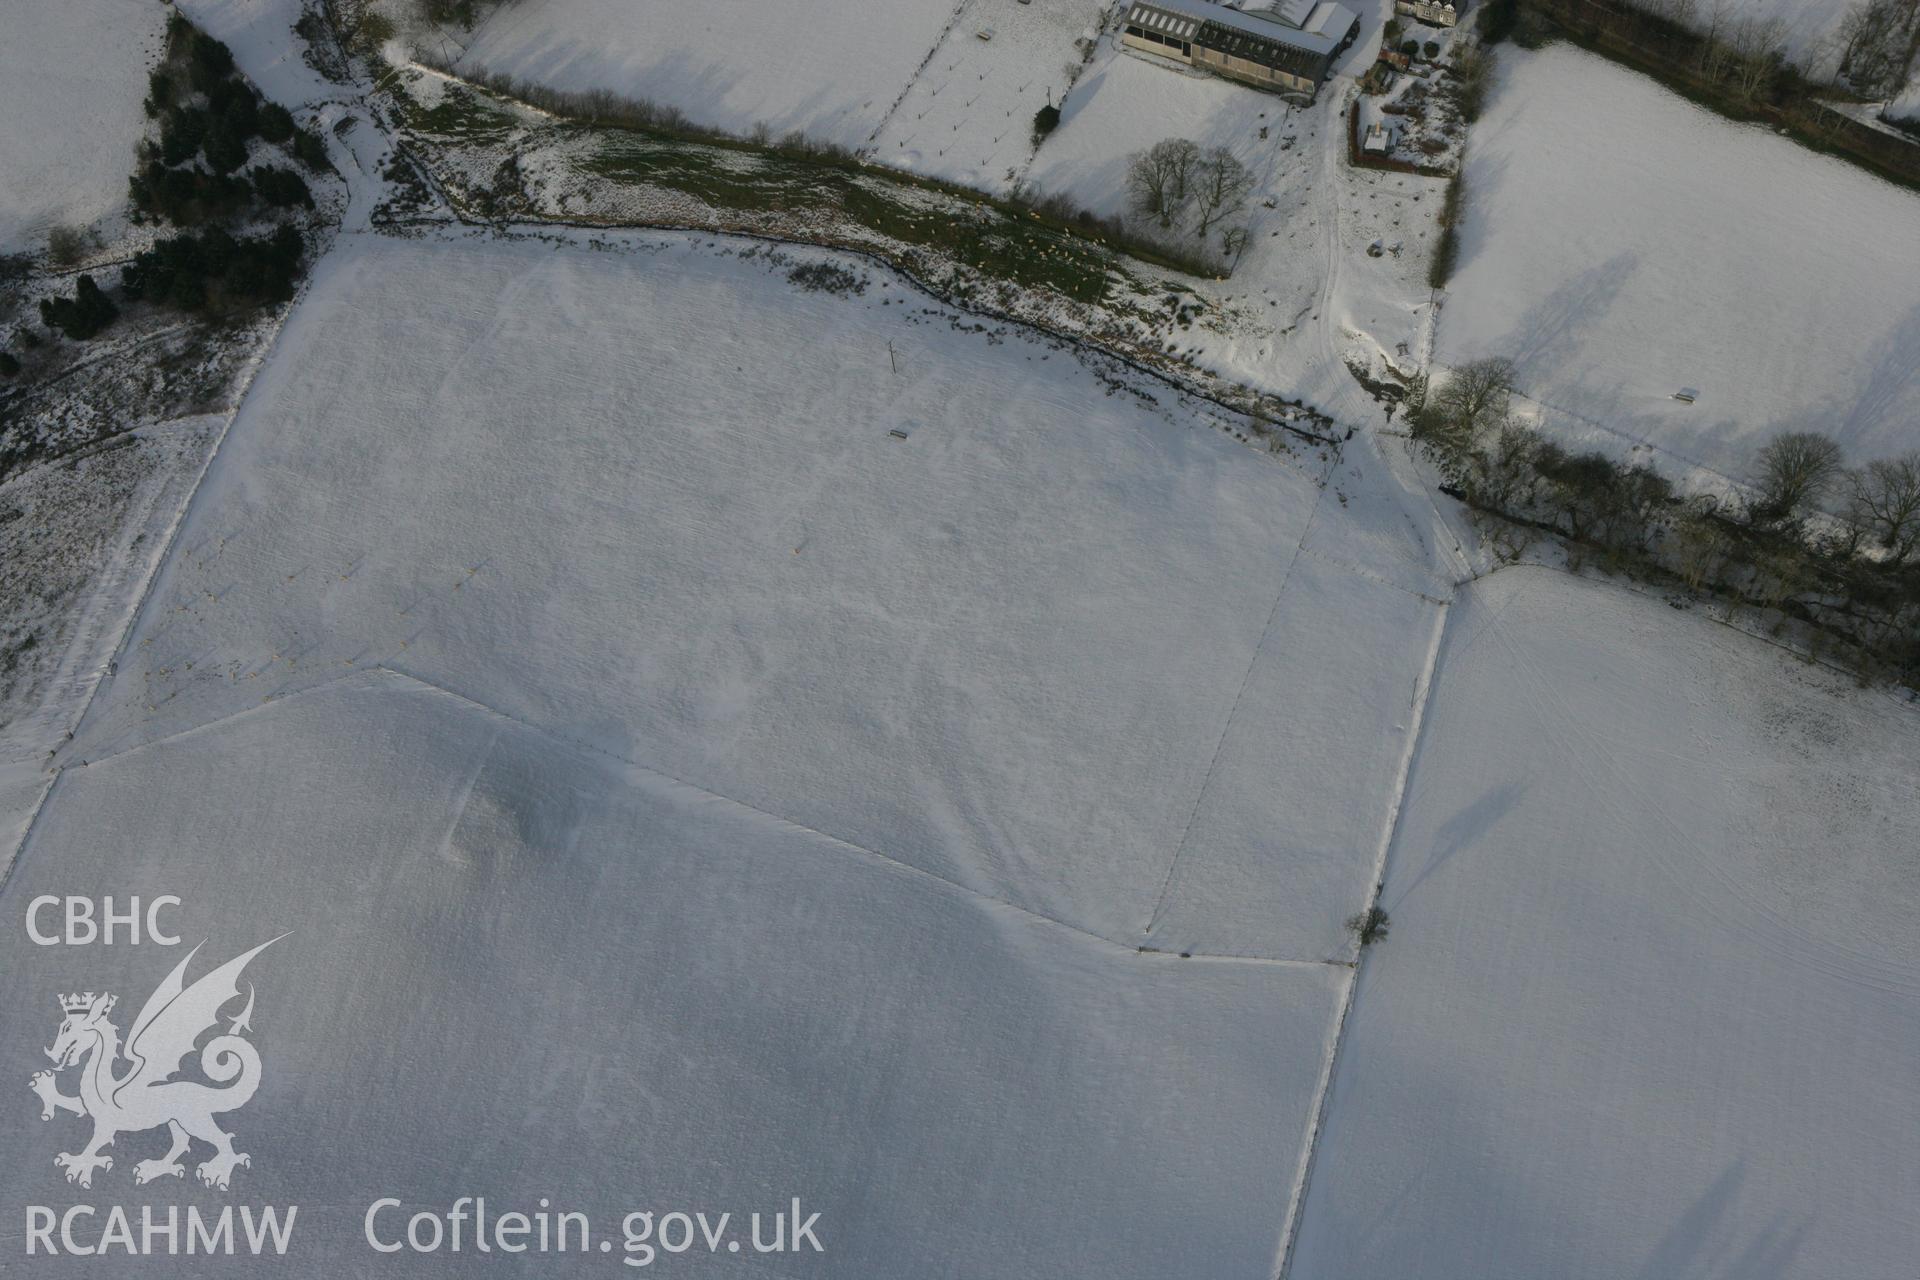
{"left": 1699, "top": 0, "right": 1738, "bottom": 80}
{"left": 1751, "top": 430, "right": 1844, "bottom": 524}
{"left": 1752, "top": 540, "right": 1814, "bottom": 613}
{"left": 1672, "top": 501, "right": 1731, "bottom": 590}
{"left": 1430, "top": 356, "right": 1516, "bottom": 449}
{"left": 1727, "top": 18, "right": 1787, "bottom": 100}
{"left": 1449, "top": 44, "right": 1494, "bottom": 121}
{"left": 1126, "top": 138, "right": 1202, "bottom": 229}
{"left": 1191, "top": 147, "right": 1253, "bottom": 238}
{"left": 1472, "top": 421, "right": 1539, "bottom": 508}
{"left": 1845, "top": 452, "right": 1920, "bottom": 562}
{"left": 1835, "top": 0, "right": 1920, "bottom": 95}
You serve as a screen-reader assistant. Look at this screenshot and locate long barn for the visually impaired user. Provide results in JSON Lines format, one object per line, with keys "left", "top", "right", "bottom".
{"left": 1119, "top": 0, "right": 1360, "bottom": 100}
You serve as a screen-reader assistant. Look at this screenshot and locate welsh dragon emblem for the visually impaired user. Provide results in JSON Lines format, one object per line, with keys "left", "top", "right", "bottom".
{"left": 29, "top": 937, "right": 285, "bottom": 1190}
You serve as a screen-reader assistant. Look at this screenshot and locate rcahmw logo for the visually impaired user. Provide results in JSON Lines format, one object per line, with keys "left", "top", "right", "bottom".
{"left": 24, "top": 937, "right": 299, "bottom": 1259}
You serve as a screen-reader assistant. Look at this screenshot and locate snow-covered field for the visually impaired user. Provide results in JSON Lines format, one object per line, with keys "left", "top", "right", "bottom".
{"left": 1028, "top": 33, "right": 1443, "bottom": 421}
{"left": 0, "top": 230, "right": 1457, "bottom": 1272}
{"left": 453, "top": 0, "right": 962, "bottom": 149}
{"left": 5, "top": 671, "right": 1350, "bottom": 1276}
{"left": 4, "top": 220, "right": 1915, "bottom": 1278}
{"left": 6, "top": 7, "right": 1919, "bottom": 1267}
{"left": 868, "top": 0, "right": 1107, "bottom": 191}
{"left": 1442, "top": 44, "right": 1920, "bottom": 482}
{"left": 0, "top": 0, "right": 167, "bottom": 254}
{"left": 396, "top": 2, "right": 1439, "bottom": 429}
{"left": 65, "top": 233, "right": 1443, "bottom": 956}
{"left": 1029, "top": 46, "right": 1310, "bottom": 222}
{"left": 1292, "top": 565, "right": 1920, "bottom": 1278}
{"left": 0, "top": 419, "right": 226, "bottom": 765}
{"left": 0, "top": 759, "right": 46, "bottom": 875}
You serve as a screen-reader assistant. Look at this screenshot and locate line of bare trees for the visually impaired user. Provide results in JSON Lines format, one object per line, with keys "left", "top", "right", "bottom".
{"left": 1830, "top": 0, "right": 1920, "bottom": 96}
{"left": 1565, "top": 0, "right": 1919, "bottom": 100}
{"left": 1408, "top": 357, "right": 1920, "bottom": 683}
{"left": 1602, "top": 0, "right": 1794, "bottom": 101}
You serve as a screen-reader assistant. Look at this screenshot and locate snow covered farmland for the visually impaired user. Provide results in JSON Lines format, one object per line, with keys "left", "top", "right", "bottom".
{"left": 1441, "top": 44, "right": 1920, "bottom": 483}
{"left": 869, "top": 0, "right": 1107, "bottom": 192}
{"left": 1291, "top": 566, "right": 1920, "bottom": 1278}
{"left": 0, "top": 419, "right": 227, "bottom": 764}
{"left": 390, "top": 8, "right": 1443, "bottom": 430}
{"left": 0, "top": 231, "right": 1451, "bottom": 1271}
{"left": 0, "top": 758, "right": 45, "bottom": 871}
{"left": 1029, "top": 46, "right": 1311, "bottom": 223}
{"left": 451, "top": 0, "right": 963, "bottom": 150}
{"left": 4, "top": 672, "right": 1350, "bottom": 1276}
{"left": 0, "top": 0, "right": 168, "bottom": 254}
{"left": 6, "top": 4, "right": 1920, "bottom": 1265}
{"left": 64, "top": 233, "right": 1446, "bottom": 958}
{"left": 1027, "top": 38, "right": 1445, "bottom": 420}
{"left": 4, "top": 225, "right": 1917, "bottom": 1278}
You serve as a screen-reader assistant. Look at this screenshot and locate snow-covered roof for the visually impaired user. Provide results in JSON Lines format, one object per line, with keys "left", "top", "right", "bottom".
{"left": 1263, "top": 0, "right": 1319, "bottom": 27}
{"left": 1303, "top": 1, "right": 1357, "bottom": 39}
{"left": 1126, "top": 0, "right": 1354, "bottom": 56}
{"left": 1126, "top": 1, "right": 1204, "bottom": 40}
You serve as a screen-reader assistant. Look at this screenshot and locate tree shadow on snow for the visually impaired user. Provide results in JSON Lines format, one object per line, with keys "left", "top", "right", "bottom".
{"left": 1632, "top": 1160, "right": 1810, "bottom": 1280}
{"left": 1386, "top": 777, "right": 1527, "bottom": 910}
{"left": 1494, "top": 250, "right": 1638, "bottom": 384}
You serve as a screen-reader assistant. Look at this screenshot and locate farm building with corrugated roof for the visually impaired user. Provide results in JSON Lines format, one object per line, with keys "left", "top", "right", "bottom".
{"left": 1118, "top": 0, "right": 1360, "bottom": 100}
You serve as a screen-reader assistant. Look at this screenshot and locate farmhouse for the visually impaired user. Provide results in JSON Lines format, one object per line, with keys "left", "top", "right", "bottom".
{"left": 1119, "top": 0, "right": 1361, "bottom": 101}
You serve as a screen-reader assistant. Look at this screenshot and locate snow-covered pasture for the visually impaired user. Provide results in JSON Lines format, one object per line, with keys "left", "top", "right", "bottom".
{"left": 2, "top": 672, "right": 1348, "bottom": 1276}
{"left": 0, "top": 0, "right": 167, "bottom": 254}
{"left": 1442, "top": 45, "right": 1920, "bottom": 482}
{"left": 0, "top": 230, "right": 1465, "bottom": 1272}
{"left": 69, "top": 233, "right": 1443, "bottom": 961}
{"left": 453, "top": 0, "right": 963, "bottom": 150}
{"left": 869, "top": 0, "right": 1108, "bottom": 192}
{"left": 0, "top": 759, "right": 45, "bottom": 875}
{"left": 1027, "top": 45, "right": 1308, "bottom": 224}
{"left": 3, "top": 224, "right": 1914, "bottom": 1276}
{"left": 1292, "top": 566, "right": 1920, "bottom": 1279}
